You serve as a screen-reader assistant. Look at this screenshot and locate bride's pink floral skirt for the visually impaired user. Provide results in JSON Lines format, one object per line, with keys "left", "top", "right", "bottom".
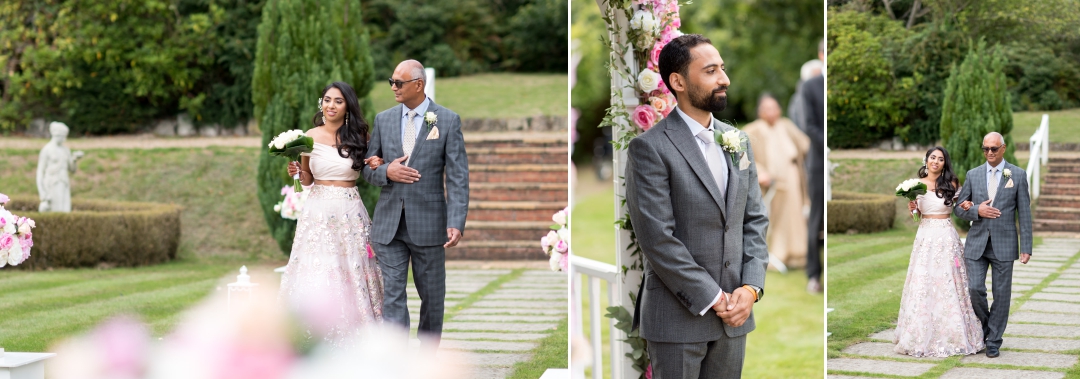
{"left": 894, "top": 218, "right": 984, "bottom": 357}
{"left": 280, "top": 185, "right": 383, "bottom": 347}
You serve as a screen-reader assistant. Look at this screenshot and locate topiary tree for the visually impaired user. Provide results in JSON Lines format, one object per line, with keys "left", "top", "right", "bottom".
{"left": 940, "top": 39, "right": 1015, "bottom": 185}
{"left": 252, "top": 0, "right": 378, "bottom": 255}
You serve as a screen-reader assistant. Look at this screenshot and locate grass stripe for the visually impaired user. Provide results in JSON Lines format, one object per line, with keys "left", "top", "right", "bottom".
{"left": 507, "top": 318, "right": 569, "bottom": 379}
{"left": 0, "top": 270, "right": 218, "bottom": 314}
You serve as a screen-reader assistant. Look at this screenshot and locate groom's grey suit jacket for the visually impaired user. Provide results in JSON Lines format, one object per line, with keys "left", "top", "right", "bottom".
{"left": 362, "top": 100, "right": 469, "bottom": 246}
{"left": 625, "top": 114, "right": 769, "bottom": 343}
{"left": 954, "top": 161, "right": 1033, "bottom": 260}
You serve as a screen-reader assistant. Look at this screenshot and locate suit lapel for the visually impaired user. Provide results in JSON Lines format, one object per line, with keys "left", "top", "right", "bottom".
{"left": 664, "top": 117, "right": 727, "bottom": 222}
{"left": 718, "top": 121, "right": 741, "bottom": 223}
{"left": 388, "top": 104, "right": 405, "bottom": 158}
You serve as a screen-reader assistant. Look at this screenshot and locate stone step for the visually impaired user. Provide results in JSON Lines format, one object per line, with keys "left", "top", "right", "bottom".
{"left": 1048, "top": 163, "right": 1080, "bottom": 174}
{"left": 1037, "top": 195, "right": 1080, "bottom": 208}
{"left": 1034, "top": 219, "right": 1080, "bottom": 232}
{"left": 1041, "top": 183, "right": 1080, "bottom": 196}
{"left": 465, "top": 220, "right": 557, "bottom": 241}
{"left": 469, "top": 164, "right": 567, "bottom": 184}
{"left": 1045, "top": 173, "right": 1080, "bottom": 185}
{"left": 448, "top": 240, "right": 547, "bottom": 260}
{"left": 470, "top": 182, "right": 567, "bottom": 202}
{"left": 460, "top": 116, "right": 568, "bottom": 133}
{"left": 468, "top": 201, "right": 566, "bottom": 222}
{"left": 466, "top": 146, "right": 568, "bottom": 165}
{"left": 463, "top": 132, "right": 568, "bottom": 148}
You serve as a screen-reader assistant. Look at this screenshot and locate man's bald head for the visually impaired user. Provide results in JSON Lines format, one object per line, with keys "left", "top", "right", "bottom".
{"left": 982, "top": 132, "right": 1006, "bottom": 166}
{"left": 391, "top": 59, "right": 427, "bottom": 107}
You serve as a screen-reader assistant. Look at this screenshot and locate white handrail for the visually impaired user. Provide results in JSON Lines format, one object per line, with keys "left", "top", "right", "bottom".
{"left": 570, "top": 256, "right": 623, "bottom": 379}
{"left": 1027, "top": 114, "right": 1049, "bottom": 200}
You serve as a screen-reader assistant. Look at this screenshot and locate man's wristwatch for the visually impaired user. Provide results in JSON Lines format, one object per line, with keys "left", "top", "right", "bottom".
{"left": 743, "top": 284, "right": 763, "bottom": 303}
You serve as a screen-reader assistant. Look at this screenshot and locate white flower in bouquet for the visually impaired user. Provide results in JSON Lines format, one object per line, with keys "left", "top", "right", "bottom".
{"left": 5, "top": 237, "right": 21, "bottom": 266}
{"left": 17, "top": 219, "right": 32, "bottom": 235}
{"left": 557, "top": 227, "right": 570, "bottom": 243}
{"left": 896, "top": 178, "right": 921, "bottom": 192}
{"left": 637, "top": 69, "right": 661, "bottom": 93}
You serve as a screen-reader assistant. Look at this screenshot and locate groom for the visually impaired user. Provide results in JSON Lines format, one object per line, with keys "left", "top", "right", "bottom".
{"left": 363, "top": 59, "right": 470, "bottom": 347}
{"left": 626, "top": 34, "right": 769, "bottom": 379}
{"left": 954, "top": 132, "right": 1032, "bottom": 358}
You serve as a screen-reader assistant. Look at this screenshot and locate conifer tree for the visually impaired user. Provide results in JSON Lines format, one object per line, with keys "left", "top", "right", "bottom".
{"left": 940, "top": 40, "right": 1015, "bottom": 184}
{"left": 253, "top": 0, "right": 378, "bottom": 254}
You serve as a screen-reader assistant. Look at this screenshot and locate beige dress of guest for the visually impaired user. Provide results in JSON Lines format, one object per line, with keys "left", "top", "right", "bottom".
{"left": 743, "top": 117, "right": 810, "bottom": 268}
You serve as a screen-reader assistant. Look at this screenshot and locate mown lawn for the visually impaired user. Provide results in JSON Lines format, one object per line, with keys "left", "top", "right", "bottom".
{"left": 1013, "top": 108, "right": 1080, "bottom": 144}
{"left": 368, "top": 73, "right": 568, "bottom": 119}
{"left": 572, "top": 180, "right": 824, "bottom": 378}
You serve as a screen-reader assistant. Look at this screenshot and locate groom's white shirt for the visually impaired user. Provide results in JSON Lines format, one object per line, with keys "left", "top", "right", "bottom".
{"left": 674, "top": 105, "right": 729, "bottom": 316}
{"left": 400, "top": 97, "right": 431, "bottom": 143}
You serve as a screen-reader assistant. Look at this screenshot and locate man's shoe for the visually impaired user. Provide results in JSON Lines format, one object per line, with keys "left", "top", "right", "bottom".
{"left": 807, "top": 277, "right": 823, "bottom": 293}
{"left": 986, "top": 347, "right": 1000, "bottom": 358}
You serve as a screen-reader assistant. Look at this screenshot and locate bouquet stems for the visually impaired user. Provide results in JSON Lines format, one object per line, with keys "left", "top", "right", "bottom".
{"left": 292, "top": 159, "right": 303, "bottom": 193}
{"left": 911, "top": 209, "right": 920, "bottom": 222}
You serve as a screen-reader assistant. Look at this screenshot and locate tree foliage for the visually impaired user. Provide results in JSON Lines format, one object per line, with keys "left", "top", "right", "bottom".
{"left": 826, "top": 10, "right": 918, "bottom": 148}
{"left": 252, "top": 0, "right": 377, "bottom": 255}
{"left": 940, "top": 40, "right": 1015, "bottom": 184}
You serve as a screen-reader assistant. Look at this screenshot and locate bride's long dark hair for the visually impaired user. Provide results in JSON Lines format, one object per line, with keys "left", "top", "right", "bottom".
{"left": 918, "top": 146, "right": 959, "bottom": 206}
{"left": 312, "top": 82, "right": 369, "bottom": 171}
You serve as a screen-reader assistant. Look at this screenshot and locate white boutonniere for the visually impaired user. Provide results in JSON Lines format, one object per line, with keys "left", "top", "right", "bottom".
{"left": 716, "top": 129, "right": 750, "bottom": 169}
{"left": 1003, "top": 168, "right": 1012, "bottom": 178}
{"left": 424, "top": 111, "right": 439, "bottom": 140}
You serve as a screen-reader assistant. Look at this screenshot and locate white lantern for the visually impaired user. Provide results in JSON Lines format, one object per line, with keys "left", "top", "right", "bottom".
{"left": 227, "top": 266, "right": 258, "bottom": 313}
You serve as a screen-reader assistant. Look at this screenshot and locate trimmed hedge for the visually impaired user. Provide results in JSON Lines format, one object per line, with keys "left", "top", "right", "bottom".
{"left": 827, "top": 191, "right": 896, "bottom": 234}
{"left": 3, "top": 198, "right": 181, "bottom": 269}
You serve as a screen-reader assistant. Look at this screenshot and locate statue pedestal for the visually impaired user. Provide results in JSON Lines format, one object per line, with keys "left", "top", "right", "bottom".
{"left": 0, "top": 352, "right": 56, "bottom": 379}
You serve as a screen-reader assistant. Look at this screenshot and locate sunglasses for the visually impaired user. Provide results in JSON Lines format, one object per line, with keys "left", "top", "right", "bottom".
{"left": 981, "top": 145, "right": 1003, "bottom": 153}
{"left": 388, "top": 78, "right": 420, "bottom": 88}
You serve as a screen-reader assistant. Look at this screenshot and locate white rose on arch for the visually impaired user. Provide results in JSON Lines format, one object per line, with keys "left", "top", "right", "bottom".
{"left": 638, "top": 69, "right": 661, "bottom": 93}
{"left": 630, "top": 10, "right": 659, "bottom": 45}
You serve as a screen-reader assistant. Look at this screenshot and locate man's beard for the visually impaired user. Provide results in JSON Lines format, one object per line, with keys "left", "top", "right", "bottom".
{"left": 688, "top": 83, "right": 728, "bottom": 113}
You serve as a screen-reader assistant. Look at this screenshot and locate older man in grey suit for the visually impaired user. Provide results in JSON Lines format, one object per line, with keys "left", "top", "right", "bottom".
{"left": 363, "top": 59, "right": 469, "bottom": 347}
{"left": 626, "top": 34, "right": 769, "bottom": 379}
{"left": 954, "top": 132, "right": 1033, "bottom": 358}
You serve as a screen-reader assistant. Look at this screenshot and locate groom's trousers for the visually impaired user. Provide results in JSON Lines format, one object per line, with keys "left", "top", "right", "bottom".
{"left": 647, "top": 335, "right": 746, "bottom": 379}
{"left": 375, "top": 211, "right": 446, "bottom": 347}
{"left": 965, "top": 237, "right": 1013, "bottom": 349}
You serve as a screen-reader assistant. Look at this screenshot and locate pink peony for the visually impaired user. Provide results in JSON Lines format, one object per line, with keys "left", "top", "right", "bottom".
{"left": 555, "top": 240, "right": 568, "bottom": 254}
{"left": 649, "top": 44, "right": 663, "bottom": 71}
{"left": 93, "top": 316, "right": 150, "bottom": 377}
{"left": 0, "top": 233, "right": 12, "bottom": 251}
{"left": 559, "top": 251, "right": 569, "bottom": 272}
{"left": 20, "top": 233, "right": 32, "bottom": 261}
{"left": 632, "top": 105, "right": 659, "bottom": 131}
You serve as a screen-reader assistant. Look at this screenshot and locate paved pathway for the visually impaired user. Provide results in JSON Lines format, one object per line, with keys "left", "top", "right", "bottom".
{"left": 828, "top": 238, "right": 1080, "bottom": 378}
{"left": 407, "top": 268, "right": 567, "bottom": 379}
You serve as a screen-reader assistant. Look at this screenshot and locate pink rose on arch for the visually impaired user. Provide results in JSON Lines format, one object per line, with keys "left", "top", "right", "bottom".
{"left": 0, "top": 233, "right": 13, "bottom": 251}
{"left": 650, "top": 44, "right": 663, "bottom": 70}
{"left": 649, "top": 97, "right": 669, "bottom": 118}
{"left": 559, "top": 252, "right": 569, "bottom": 272}
{"left": 20, "top": 233, "right": 32, "bottom": 261}
{"left": 632, "top": 105, "right": 659, "bottom": 131}
{"left": 555, "top": 240, "right": 568, "bottom": 254}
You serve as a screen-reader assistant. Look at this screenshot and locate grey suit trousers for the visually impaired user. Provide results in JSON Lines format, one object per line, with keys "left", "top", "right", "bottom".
{"left": 375, "top": 209, "right": 446, "bottom": 346}
{"left": 965, "top": 236, "right": 1012, "bottom": 349}
{"left": 648, "top": 335, "right": 746, "bottom": 379}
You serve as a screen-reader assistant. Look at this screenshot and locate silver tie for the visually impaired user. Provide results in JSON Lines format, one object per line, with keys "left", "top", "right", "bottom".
{"left": 403, "top": 110, "right": 418, "bottom": 163}
{"left": 988, "top": 167, "right": 999, "bottom": 205}
{"left": 696, "top": 129, "right": 727, "bottom": 200}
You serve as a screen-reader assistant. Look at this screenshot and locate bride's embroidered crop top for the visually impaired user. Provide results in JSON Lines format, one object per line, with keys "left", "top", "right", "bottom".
{"left": 917, "top": 190, "right": 954, "bottom": 216}
{"left": 303, "top": 143, "right": 360, "bottom": 181}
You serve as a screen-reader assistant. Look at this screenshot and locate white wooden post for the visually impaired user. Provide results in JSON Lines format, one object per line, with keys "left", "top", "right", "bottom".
{"left": 596, "top": 0, "right": 641, "bottom": 377}
{"left": 425, "top": 68, "right": 436, "bottom": 102}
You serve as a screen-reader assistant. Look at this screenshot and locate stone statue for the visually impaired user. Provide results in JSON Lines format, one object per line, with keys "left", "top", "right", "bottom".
{"left": 36, "top": 122, "right": 84, "bottom": 212}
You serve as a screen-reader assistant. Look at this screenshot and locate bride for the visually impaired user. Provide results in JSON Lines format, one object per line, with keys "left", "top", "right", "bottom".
{"left": 895, "top": 146, "right": 984, "bottom": 357}
{"left": 280, "top": 82, "right": 386, "bottom": 346}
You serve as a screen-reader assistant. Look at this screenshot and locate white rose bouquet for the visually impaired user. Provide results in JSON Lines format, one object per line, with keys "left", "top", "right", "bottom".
{"left": 268, "top": 129, "right": 314, "bottom": 192}
{"left": 895, "top": 178, "right": 928, "bottom": 221}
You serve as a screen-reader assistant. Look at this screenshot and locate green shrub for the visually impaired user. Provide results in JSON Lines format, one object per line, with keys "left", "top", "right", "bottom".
{"left": 827, "top": 192, "right": 896, "bottom": 234}
{"left": 940, "top": 40, "right": 1017, "bottom": 184}
{"left": 252, "top": 0, "right": 378, "bottom": 255}
{"left": 3, "top": 198, "right": 181, "bottom": 269}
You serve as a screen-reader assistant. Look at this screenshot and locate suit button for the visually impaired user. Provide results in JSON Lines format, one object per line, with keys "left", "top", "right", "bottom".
{"left": 725, "top": 261, "right": 731, "bottom": 268}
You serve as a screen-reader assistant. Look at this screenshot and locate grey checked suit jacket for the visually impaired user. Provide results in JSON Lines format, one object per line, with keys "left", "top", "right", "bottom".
{"left": 954, "top": 161, "right": 1033, "bottom": 260}
{"left": 362, "top": 100, "right": 469, "bottom": 247}
{"left": 625, "top": 114, "right": 770, "bottom": 343}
